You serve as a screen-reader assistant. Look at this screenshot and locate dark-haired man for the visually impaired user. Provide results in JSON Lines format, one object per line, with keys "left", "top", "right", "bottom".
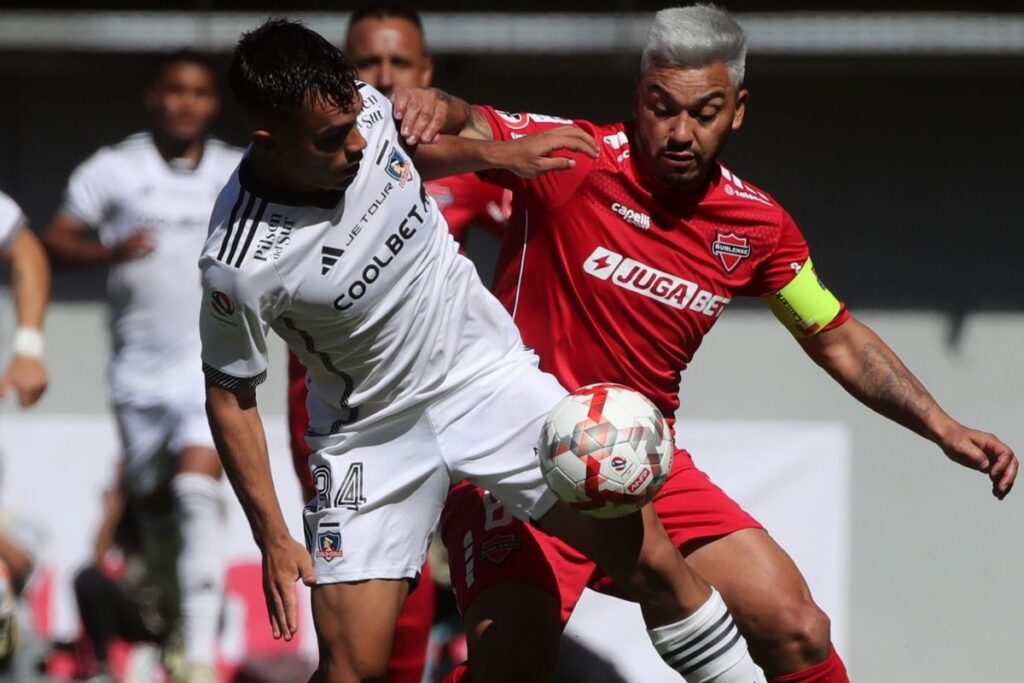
{"left": 44, "top": 51, "right": 240, "bottom": 683}
{"left": 284, "top": 9, "right": 509, "bottom": 679}
{"left": 424, "top": 5, "right": 1017, "bottom": 683}
{"left": 203, "top": 18, "right": 760, "bottom": 683}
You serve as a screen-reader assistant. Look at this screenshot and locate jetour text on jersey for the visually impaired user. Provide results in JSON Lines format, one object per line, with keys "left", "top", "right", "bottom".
{"left": 333, "top": 202, "right": 427, "bottom": 311}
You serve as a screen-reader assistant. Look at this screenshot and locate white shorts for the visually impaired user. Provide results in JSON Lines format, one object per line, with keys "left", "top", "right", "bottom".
{"left": 302, "top": 363, "right": 567, "bottom": 585}
{"left": 115, "top": 396, "right": 216, "bottom": 498}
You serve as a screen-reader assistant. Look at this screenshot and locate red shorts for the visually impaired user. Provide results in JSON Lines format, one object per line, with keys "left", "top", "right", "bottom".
{"left": 441, "top": 449, "right": 762, "bottom": 623}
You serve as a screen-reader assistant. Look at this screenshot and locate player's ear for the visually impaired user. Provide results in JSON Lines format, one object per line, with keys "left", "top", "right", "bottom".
{"left": 732, "top": 88, "right": 748, "bottom": 131}
{"left": 251, "top": 128, "right": 274, "bottom": 151}
{"left": 143, "top": 84, "right": 159, "bottom": 114}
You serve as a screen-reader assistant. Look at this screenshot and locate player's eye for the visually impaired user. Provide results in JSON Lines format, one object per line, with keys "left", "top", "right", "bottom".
{"left": 695, "top": 110, "right": 720, "bottom": 124}
{"left": 649, "top": 104, "right": 673, "bottom": 119}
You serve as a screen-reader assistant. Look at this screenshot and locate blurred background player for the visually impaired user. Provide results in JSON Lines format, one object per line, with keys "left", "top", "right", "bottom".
{"left": 0, "top": 189, "right": 49, "bottom": 671}
{"left": 285, "top": 6, "right": 509, "bottom": 680}
{"left": 430, "top": 4, "right": 1017, "bottom": 683}
{"left": 72, "top": 472, "right": 175, "bottom": 683}
{"left": 41, "top": 51, "right": 242, "bottom": 683}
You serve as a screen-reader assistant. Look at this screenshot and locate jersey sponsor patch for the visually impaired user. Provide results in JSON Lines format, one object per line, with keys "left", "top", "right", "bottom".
{"left": 583, "top": 247, "right": 731, "bottom": 317}
{"left": 711, "top": 232, "right": 752, "bottom": 272}
{"left": 610, "top": 202, "right": 650, "bottom": 231}
{"left": 767, "top": 258, "right": 842, "bottom": 337}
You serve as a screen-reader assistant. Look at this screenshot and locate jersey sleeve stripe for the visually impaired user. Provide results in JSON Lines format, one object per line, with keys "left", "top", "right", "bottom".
{"left": 232, "top": 198, "right": 268, "bottom": 268}
{"left": 224, "top": 193, "right": 258, "bottom": 266}
{"left": 216, "top": 189, "right": 248, "bottom": 262}
{"left": 202, "top": 362, "right": 267, "bottom": 389}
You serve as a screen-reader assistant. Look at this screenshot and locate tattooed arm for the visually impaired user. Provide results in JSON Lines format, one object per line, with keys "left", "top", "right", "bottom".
{"left": 390, "top": 87, "right": 493, "bottom": 145}
{"left": 800, "top": 316, "right": 1017, "bottom": 499}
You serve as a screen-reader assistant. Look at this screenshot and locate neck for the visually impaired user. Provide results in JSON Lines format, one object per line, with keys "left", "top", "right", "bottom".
{"left": 152, "top": 131, "right": 205, "bottom": 165}
{"left": 247, "top": 147, "right": 313, "bottom": 196}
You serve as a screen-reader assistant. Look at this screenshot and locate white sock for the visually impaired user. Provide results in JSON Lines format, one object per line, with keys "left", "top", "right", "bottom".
{"left": 172, "top": 472, "right": 226, "bottom": 666}
{"left": 648, "top": 588, "right": 761, "bottom": 682}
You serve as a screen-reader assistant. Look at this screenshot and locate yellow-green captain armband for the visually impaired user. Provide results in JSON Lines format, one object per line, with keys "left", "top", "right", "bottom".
{"left": 766, "top": 258, "right": 842, "bottom": 338}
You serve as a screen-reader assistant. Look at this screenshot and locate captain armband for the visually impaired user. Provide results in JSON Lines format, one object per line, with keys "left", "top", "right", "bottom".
{"left": 767, "top": 258, "right": 842, "bottom": 338}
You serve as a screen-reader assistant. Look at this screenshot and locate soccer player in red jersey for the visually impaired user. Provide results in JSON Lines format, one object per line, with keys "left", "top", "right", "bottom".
{"left": 422, "top": 5, "right": 1018, "bottom": 683}
{"left": 283, "top": 6, "right": 508, "bottom": 682}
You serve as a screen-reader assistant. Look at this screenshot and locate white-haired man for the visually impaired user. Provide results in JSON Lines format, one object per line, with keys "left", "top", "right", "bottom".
{"left": 425, "top": 4, "right": 1015, "bottom": 683}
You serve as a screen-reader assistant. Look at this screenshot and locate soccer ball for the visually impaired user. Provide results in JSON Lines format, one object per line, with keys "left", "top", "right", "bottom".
{"left": 538, "top": 383, "right": 674, "bottom": 518}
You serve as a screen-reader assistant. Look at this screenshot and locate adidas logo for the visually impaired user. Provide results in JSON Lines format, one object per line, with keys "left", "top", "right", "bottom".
{"left": 321, "top": 246, "right": 344, "bottom": 275}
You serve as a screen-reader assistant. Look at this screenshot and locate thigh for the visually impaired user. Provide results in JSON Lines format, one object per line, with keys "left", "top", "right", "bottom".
{"left": 115, "top": 403, "right": 176, "bottom": 499}
{"left": 683, "top": 527, "right": 818, "bottom": 637}
{"left": 439, "top": 366, "right": 568, "bottom": 523}
{"left": 441, "top": 481, "right": 594, "bottom": 625}
{"left": 312, "top": 579, "right": 409, "bottom": 681}
{"left": 588, "top": 449, "right": 762, "bottom": 596}
{"left": 304, "top": 415, "right": 449, "bottom": 585}
{"left": 169, "top": 399, "right": 219, "bottom": 477}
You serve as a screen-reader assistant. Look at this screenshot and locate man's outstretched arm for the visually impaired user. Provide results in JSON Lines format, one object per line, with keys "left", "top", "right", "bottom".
{"left": 206, "top": 382, "right": 315, "bottom": 640}
{"left": 800, "top": 316, "right": 1017, "bottom": 499}
{"left": 389, "top": 87, "right": 597, "bottom": 181}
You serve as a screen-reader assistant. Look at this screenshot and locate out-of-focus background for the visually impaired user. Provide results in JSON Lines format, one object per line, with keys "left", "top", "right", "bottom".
{"left": 0, "top": 2, "right": 1020, "bottom": 682}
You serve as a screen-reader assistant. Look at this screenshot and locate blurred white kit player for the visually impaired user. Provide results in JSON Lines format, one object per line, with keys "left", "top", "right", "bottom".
{"left": 52, "top": 124, "right": 240, "bottom": 680}
{"left": 0, "top": 190, "right": 50, "bottom": 658}
{"left": 199, "top": 84, "right": 566, "bottom": 585}
{"left": 0, "top": 193, "right": 25, "bottom": 254}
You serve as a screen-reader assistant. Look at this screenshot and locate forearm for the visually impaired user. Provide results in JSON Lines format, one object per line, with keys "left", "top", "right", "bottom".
{"left": 7, "top": 230, "right": 50, "bottom": 330}
{"left": 416, "top": 89, "right": 491, "bottom": 140}
{"left": 414, "top": 135, "right": 506, "bottom": 181}
{"left": 206, "top": 385, "right": 290, "bottom": 547}
{"left": 802, "top": 317, "right": 957, "bottom": 443}
{"left": 42, "top": 213, "right": 116, "bottom": 268}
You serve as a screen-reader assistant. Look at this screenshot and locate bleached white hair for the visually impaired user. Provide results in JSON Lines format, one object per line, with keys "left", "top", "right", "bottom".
{"left": 641, "top": 4, "right": 748, "bottom": 87}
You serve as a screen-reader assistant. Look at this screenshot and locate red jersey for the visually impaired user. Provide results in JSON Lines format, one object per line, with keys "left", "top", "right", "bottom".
{"left": 425, "top": 173, "right": 510, "bottom": 245}
{"left": 478, "top": 107, "right": 849, "bottom": 428}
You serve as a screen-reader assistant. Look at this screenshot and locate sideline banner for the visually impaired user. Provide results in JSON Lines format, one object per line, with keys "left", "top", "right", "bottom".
{"left": 0, "top": 416, "right": 849, "bottom": 679}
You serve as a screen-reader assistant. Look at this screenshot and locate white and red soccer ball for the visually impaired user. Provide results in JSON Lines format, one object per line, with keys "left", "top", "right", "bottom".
{"left": 538, "top": 383, "right": 674, "bottom": 518}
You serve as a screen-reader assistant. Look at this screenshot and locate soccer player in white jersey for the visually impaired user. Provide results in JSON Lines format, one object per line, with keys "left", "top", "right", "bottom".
{"left": 0, "top": 192, "right": 48, "bottom": 410}
{"left": 201, "top": 20, "right": 759, "bottom": 683}
{"left": 0, "top": 190, "right": 50, "bottom": 663}
{"left": 42, "top": 52, "right": 241, "bottom": 683}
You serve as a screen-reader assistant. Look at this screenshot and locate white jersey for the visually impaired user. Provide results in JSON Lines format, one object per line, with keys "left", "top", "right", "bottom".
{"left": 62, "top": 133, "right": 242, "bottom": 405}
{"left": 200, "top": 84, "right": 532, "bottom": 435}
{"left": 0, "top": 191, "right": 26, "bottom": 253}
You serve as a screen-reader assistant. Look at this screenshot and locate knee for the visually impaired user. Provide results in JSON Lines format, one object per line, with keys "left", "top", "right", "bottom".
{"left": 743, "top": 595, "right": 832, "bottom": 667}
{"left": 469, "top": 634, "right": 557, "bottom": 683}
{"left": 316, "top": 640, "right": 390, "bottom": 683}
{"left": 315, "top": 654, "right": 388, "bottom": 683}
{"left": 466, "top": 594, "right": 560, "bottom": 683}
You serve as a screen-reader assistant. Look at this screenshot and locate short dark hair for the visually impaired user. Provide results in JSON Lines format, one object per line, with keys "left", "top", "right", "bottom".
{"left": 150, "top": 49, "right": 218, "bottom": 86}
{"left": 229, "top": 18, "right": 360, "bottom": 116}
{"left": 349, "top": 4, "right": 424, "bottom": 33}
